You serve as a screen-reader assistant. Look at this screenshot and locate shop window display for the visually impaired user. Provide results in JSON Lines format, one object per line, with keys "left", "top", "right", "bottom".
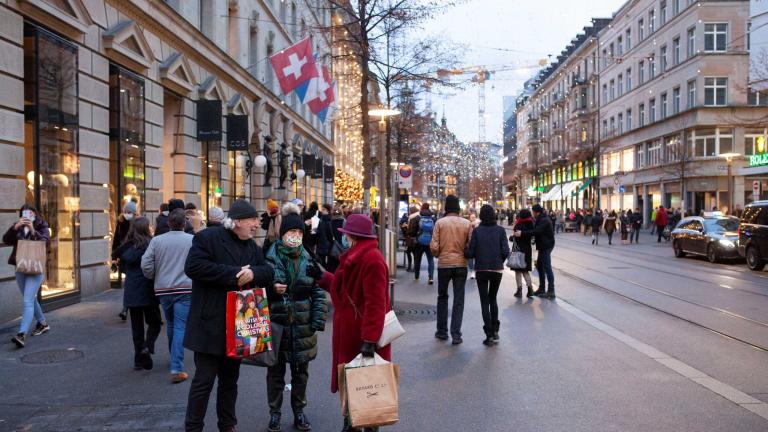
{"left": 23, "top": 24, "right": 80, "bottom": 300}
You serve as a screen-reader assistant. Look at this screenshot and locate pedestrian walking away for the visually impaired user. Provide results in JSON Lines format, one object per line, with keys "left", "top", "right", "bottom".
{"left": 629, "top": 208, "right": 643, "bottom": 243}
{"left": 183, "top": 199, "right": 274, "bottom": 432}
{"left": 603, "top": 211, "right": 617, "bottom": 245}
{"left": 141, "top": 208, "right": 194, "bottom": 383}
{"left": 510, "top": 209, "right": 535, "bottom": 298}
{"left": 327, "top": 205, "right": 346, "bottom": 273}
{"left": 315, "top": 203, "right": 335, "bottom": 269}
{"left": 316, "top": 214, "right": 391, "bottom": 432}
{"left": 464, "top": 205, "right": 510, "bottom": 346}
{"left": 431, "top": 195, "right": 472, "bottom": 344}
{"left": 591, "top": 209, "right": 604, "bottom": 246}
{"left": 264, "top": 203, "right": 327, "bottom": 432}
{"left": 402, "top": 206, "right": 419, "bottom": 273}
{"left": 467, "top": 212, "right": 480, "bottom": 279}
{"left": 583, "top": 210, "right": 593, "bottom": 237}
{"left": 655, "top": 206, "right": 669, "bottom": 243}
{"left": 620, "top": 211, "right": 630, "bottom": 244}
{"left": 111, "top": 216, "right": 162, "bottom": 371}
{"left": 3, "top": 204, "right": 51, "bottom": 348}
{"left": 514, "top": 204, "right": 556, "bottom": 299}
{"left": 408, "top": 203, "right": 436, "bottom": 284}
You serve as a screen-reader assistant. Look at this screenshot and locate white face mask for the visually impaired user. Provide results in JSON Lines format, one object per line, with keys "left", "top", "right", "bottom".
{"left": 282, "top": 232, "right": 303, "bottom": 248}
{"left": 124, "top": 214, "right": 134, "bottom": 221}
{"left": 162, "top": 211, "right": 169, "bottom": 217}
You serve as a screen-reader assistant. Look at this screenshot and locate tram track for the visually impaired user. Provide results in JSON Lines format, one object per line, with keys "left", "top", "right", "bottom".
{"left": 553, "top": 257, "right": 768, "bottom": 353}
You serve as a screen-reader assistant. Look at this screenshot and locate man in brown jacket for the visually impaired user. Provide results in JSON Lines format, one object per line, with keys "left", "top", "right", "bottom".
{"left": 430, "top": 195, "right": 472, "bottom": 345}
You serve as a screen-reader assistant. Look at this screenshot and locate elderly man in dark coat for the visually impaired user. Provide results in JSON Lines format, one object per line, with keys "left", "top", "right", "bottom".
{"left": 183, "top": 199, "right": 274, "bottom": 432}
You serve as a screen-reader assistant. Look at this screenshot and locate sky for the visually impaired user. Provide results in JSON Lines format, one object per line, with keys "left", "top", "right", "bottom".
{"left": 417, "top": 0, "right": 623, "bottom": 144}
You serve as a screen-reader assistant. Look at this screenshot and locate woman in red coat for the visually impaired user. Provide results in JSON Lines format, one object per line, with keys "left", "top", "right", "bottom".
{"left": 316, "top": 214, "right": 391, "bottom": 431}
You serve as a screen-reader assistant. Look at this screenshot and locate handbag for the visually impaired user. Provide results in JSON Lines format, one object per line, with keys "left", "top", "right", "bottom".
{"left": 242, "top": 321, "right": 283, "bottom": 367}
{"left": 377, "top": 310, "right": 405, "bottom": 348}
{"left": 339, "top": 353, "right": 400, "bottom": 428}
{"left": 506, "top": 239, "right": 527, "bottom": 270}
{"left": 15, "top": 240, "right": 46, "bottom": 275}
{"left": 225, "top": 286, "right": 274, "bottom": 359}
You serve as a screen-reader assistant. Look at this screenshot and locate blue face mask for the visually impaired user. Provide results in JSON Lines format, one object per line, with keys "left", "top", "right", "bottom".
{"left": 341, "top": 234, "right": 351, "bottom": 249}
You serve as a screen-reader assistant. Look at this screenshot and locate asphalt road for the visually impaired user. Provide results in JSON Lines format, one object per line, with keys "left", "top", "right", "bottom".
{"left": 0, "top": 231, "right": 767, "bottom": 431}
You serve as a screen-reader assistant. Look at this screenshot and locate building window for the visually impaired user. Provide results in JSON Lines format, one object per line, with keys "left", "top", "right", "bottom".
{"left": 610, "top": 151, "right": 621, "bottom": 174}
{"left": 610, "top": 117, "right": 616, "bottom": 136}
{"left": 637, "top": 144, "right": 646, "bottom": 169}
{"left": 626, "top": 28, "right": 632, "bottom": 51}
{"left": 200, "top": 0, "right": 214, "bottom": 38}
{"left": 248, "top": 27, "right": 258, "bottom": 77}
{"left": 661, "top": 93, "right": 668, "bottom": 118}
{"left": 648, "top": 140, "right": 662, "bottom": 166}
{"left": 687, "top": 27, "right": 696, "bottom": 57}
{"left": 622, "top": 148, "right": 634, "bottom": 172}
{"left": 673, "top": 0, "right": 680, "bottom": 15}
{"left": 649, "top": 54, "right": 656, "bottom": 78}
{"left": 649, "top": 98, "right": 656, "bottom": 122}
{"left": 618, "top": 74, "right": 624, "bottom": 97}
{"left": 639, "top": 60, "right": 645, "bottom": 84}
{"left": 626, "top": 109, "right": 632, "bottom": 130}
{"left": 704, "top": 23, "right": 727, "bottom": 52}
{"left": 617, "top": 36, "right": 624, "bottom": 56}
{"left": 673, "top": 37, "right": 681, "bottom": 65}
{"left": 609, "top": 79, "right": 615, "bottom": 100}
{"left": 704, "top": 77, "right": 727, "bottom": 106}
{"left": 649, "top": 9, "right": 656, "bottom": 33}
{"left": 602, "top": 120, "right": 608, "bottom": 139}
{"left": 602, "top": 84, "right": 608, "bottom": 104}
{"left": 745, "top": 128, "right": 767, "bottom": 155}
{"left": 23, "top": 25, "right": 80, "bottom": 300}
{"left": 639, "top": 103, "right": 645, "bottom": 126}
{"left": 673, "top": 86, "right": 681, "bottom": 113}
{"left": 748, "top": 89, "right": 768, "bottom": 106}
{"left": 203, "top": 142, "right": 222, "bottom": 212}
{"left": 618, "top": 113, "right": 624, "bottom": 134}
{"left": 748, "top": 21, "right": 751, "bottom": 51}
{"left": 639, "top": 18, "right": 645, "bottom": 41}
{"left": 626, "top": 68, "right": 632, "bottom": 91}
{"left": 661, "top": 1, "right": 667, "bottom": 25}
{"left": 692, "top": 128, "right": 733, "bottom": 157}
{"left": 660, "top": 45, "right": 667, "bottom": 73}
{"left": 687, "top": 79, "right": 696, "bottom": 108}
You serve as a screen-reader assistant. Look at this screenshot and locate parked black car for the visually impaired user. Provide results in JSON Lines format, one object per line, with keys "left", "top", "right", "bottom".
{"left": 671, "top": 213, "right": 740, "bottom": 263}
{"left": 738, "top": 201, "right": 768, "bottom": 271}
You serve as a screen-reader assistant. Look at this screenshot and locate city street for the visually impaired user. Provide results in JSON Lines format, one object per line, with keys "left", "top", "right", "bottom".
{"left": 1, "top": 231, "right": 767, "bottom": 431}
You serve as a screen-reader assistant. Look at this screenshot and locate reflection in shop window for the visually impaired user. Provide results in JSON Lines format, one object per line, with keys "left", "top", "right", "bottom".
{"left": 204, "top": 142, "right": 222, "bottom": 214}
{"left": 23, "top": 25, "right": 80, "bottom": 300}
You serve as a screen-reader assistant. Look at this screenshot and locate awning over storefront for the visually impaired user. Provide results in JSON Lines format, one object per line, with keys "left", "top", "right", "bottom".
{"left": 541, "top": 184, "right": 562, "bottom": 202}
{"left": 578, "top": 178, "right": 593, "bottom": 192}
{"left": 561, "top": 181, "right": 582, "bottom": 198}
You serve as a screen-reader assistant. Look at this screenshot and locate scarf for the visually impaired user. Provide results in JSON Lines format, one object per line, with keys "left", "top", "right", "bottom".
{"left": 277, "top": 240, "right": 304, "bottom": 286}
{"left": 514, "top": 217, "right": 534, "bottom": 228}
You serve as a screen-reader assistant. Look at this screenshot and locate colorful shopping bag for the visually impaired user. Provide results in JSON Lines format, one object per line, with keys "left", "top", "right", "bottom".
{"left": 225, "top": 286, "right": 274, "bottom": 359}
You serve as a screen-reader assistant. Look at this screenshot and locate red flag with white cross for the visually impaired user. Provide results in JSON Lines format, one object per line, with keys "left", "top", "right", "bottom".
{"left": 305, "top": 65, "right": 335, "bottom": 116}
{"left": 269, "top": 37, "right": 319, "bottom": 96}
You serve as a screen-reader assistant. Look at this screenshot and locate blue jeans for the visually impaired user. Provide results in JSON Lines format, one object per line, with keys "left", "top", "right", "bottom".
{"left": 536, "top": 248, "right": 555, "bottom": 291}
{"left": 414, "top": 245, "right": 434, "bottom": 279}
{"left": 159, "top": 293, "right": 191, "bottom": 373}
{"left": 16, "top": 272, "right": 46, "bottom": 334}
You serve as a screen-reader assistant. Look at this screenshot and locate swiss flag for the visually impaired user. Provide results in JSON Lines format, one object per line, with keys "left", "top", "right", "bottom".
{"left": 270, "top": 38, "right": 319, "bottom": 95}
{"left": 305, "top": 65, "right": 335, "bottom": 119}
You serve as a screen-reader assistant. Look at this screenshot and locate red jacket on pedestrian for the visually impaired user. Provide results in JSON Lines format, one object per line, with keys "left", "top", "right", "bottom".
{"left": 318, "top": 238, "right": 391, "bottom": 393}
{"left": 655, "top": 208, "right": 668, "bottom": 227}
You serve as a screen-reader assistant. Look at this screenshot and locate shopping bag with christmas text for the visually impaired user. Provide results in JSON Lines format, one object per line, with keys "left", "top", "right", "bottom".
{"left": 225, "top": 287, "right": 273, "bottom": 359}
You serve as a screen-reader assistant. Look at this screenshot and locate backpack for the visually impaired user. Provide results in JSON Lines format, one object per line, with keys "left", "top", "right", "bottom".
{"left": 417, "top": 216, "right": 435, "bottom": 246}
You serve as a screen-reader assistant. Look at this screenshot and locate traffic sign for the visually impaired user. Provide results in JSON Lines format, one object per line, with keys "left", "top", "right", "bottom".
{"left": 618, "top": 184, "right": 626, "bottom": 194}
{"left": 398, "top": 165, "right": 413, "bottom": 189}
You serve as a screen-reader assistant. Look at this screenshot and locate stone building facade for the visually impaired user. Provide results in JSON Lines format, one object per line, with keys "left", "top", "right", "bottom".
{"left": 0, "top": 0, "right": 334, "bottom": 321}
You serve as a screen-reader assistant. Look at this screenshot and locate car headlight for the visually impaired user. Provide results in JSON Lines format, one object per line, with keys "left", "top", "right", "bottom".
{"left": 718, "top": 239, "right": 736, "bottom": 248}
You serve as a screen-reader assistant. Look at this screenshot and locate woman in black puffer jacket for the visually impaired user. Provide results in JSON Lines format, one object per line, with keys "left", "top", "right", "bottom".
{"left": 264, "top": 203, "right": 327, "bottom": 431}
{"left": 465, "top": 205, "right": 510, "bottom": 346}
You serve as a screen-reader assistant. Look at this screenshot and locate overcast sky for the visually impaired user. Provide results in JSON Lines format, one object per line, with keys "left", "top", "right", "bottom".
{"left": 418, "top": 0, "right": 623, "bottom": 144}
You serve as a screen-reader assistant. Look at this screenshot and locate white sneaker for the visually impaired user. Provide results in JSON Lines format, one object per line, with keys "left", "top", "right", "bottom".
{"left": 470, "top": 271, "right": 476, "bottom": 279}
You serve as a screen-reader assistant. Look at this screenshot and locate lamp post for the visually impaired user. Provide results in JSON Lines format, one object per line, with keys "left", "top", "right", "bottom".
{"left": 369, "top": 107, "right": 401, "bottom": 254}
{"left": 721, "top": 152, "right": 740, "bottom": 214}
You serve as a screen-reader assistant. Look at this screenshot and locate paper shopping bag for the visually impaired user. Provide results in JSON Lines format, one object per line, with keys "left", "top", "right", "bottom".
{"left": 225, "top": 287, "right": 274, "bottom": 359}
{"left": 15, "top": 240, "right": 45, "bottom": 275}
{"left": 341, "top": 354, "right": 400, "bottom": 428}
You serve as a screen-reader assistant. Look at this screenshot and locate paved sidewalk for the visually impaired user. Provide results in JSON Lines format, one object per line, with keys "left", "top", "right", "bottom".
{"left": 1, "top": 254, "right": 766, "bottom": 431}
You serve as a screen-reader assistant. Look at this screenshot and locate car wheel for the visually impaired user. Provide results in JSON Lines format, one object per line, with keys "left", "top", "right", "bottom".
{"left": 673, "top": 240, "right": 686, "bottom": 258}
{"left": 746, "top": 247, "right": 766, "bottom": 271}
{"left": 707, "top": 244, "right": 718, "bottom": 263}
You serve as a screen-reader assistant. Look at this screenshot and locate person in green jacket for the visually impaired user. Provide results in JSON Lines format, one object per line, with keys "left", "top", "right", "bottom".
{"left": 650, "top": 208, "right": 657, "bottom": 235}
{"left": 264, "top": 203, "right": 327, "bottom": 432}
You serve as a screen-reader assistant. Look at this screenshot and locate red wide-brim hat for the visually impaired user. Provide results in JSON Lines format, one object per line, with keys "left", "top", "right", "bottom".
{"left": 337, "top": 214, "right": 378, "bottom": 239}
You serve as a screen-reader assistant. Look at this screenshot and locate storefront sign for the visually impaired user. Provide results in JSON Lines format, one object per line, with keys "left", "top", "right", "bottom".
{"left": 197, "top": 100, "right": 222, "bottom": 141}
{"left": 749, "top": 153, "right": 768, "bottom": 167}
{"left": 225, "top": 115, "right": 249, "bottom": 151}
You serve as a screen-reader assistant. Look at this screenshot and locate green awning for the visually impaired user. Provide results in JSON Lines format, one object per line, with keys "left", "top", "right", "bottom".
{"left": 577, "top": 178, "right": 593, "bottom": 192}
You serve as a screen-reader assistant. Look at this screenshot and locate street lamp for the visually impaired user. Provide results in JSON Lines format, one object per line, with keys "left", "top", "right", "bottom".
{"left": 369, "top": 107, "right": 401, "bottom": 253}
{"left": 721, "top": 152, "right": 740, "bottom": 215}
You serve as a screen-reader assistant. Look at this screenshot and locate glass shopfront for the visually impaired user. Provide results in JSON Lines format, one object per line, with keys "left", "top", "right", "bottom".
{"left": 23, "top": 24, "right": 80, "bottom": 302}
{"left": 109, "top": 65, "right": 145, "bottom": 285}
{"left": 203, "top": 142, "right": 222, "bottom": 214}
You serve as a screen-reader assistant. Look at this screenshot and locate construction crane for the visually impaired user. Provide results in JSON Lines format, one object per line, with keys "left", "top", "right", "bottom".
{"left": 435, "top": 61, "right": 547, "bottom": 142}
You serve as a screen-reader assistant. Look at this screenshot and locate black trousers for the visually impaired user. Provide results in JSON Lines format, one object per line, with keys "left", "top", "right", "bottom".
{"left": 128, "top": 305, "right": 162, "bottom": 361}
{"left": 267, "top": 357, "right": 309, "bottom": 415}
{"left": 476, "top": 272, "right": 502, "bottom": 334}
{"left": 413, "top": 245, "right": 434, "bottom": 279}
{"left": 436, "top": 267, "right": 468, "bottom": 338}
{"left": 185, "top": 352, "right": 241, "bottom": 432}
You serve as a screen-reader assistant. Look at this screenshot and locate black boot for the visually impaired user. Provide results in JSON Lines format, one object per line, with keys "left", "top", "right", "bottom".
{"left": 268, "top": 413, "right": 281, "bottom": 432}
{"left": 526, "top": 286, "right": 534, "bottom": 297}
{"left": 513, "top": 287, "right": 522, "bottom": 298}
{"left": 533, "top": 287, "right": 546, "bottom": 296}
{"left": 482, "top": 326, "right": 495, "bottom": 346}
{"left": 492, "top": 320, "right": 500, "bottom": 341}
{"left": 545, "top": 288, "right": 556, "bottom": 299}
{"left": 294, "top": 411, "right": 311, "bottom": 431}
